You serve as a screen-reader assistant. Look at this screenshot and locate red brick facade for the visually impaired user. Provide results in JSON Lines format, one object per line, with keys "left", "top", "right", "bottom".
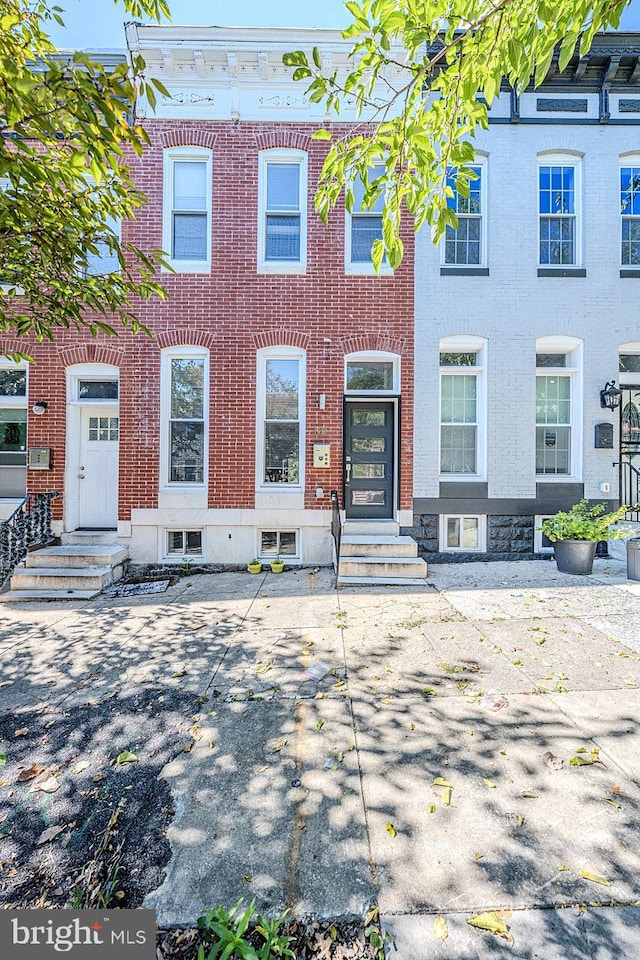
{"left": 5, "top": 119, "right": 414, "bottom": 557}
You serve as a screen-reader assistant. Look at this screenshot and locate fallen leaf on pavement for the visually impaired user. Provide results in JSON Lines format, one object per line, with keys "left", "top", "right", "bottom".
{"left": 30, "top": 776, "right": 59, "bottom": 794}
{"left": 522, "top": 791, "right": 538, "bottom": 799}
{"left": 611, "top": 786, "right": 622, "bottom": 796}
{"left": 316, "top": 719, "right": 324, "bottom": 731}
{"left": 482, "top": 778, "right": 496, "bottom": 789}
{"left": 36, "top": 825, "right": 65, "bottom": 846}
{"left": 14, "top": 728, "right": 28, "bottom": 738}
{"left": 433, "top": 777, "right": 452, "bottom": 806}
{"left": 171, "top": 669, "right": 187, "bottom": 678}
{"left": 17, "top": 764, "right": 44, "bottom": 782}
{"left": 579, "top": 869, "right": 610, "bottom": 886}
{"left": 466, "top": 912, "right": 512, "bottom": 942}
{"left": 116, "top": 751, "right": 139, "bottom": 764}
{"left": 0, "top": 754, "right": 6, "bottom": 766}
{"left": 602, "top": 798, "right": 621, "bottom": 809}
{"left": 72, "top": 761, "right": 91, "bottom": 774}
{"left": 386, "top": 823, "right": 396, "bottom": 837}
{"left": 270, "top": 737, "right": 287, "bottom": 753}
{"left": 433, "top": 916, "right": 448, "bottom": 941}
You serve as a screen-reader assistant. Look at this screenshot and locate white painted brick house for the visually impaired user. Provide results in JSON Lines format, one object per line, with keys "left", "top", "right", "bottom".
{"left": 411, "top": 33, "right": 640, "bottom": 561}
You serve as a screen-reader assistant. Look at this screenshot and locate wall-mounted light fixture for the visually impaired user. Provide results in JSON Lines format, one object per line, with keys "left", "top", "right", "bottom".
{"left": 600, "top": 381, "right": 622, "bottom": 410}
{"left": 31, "top": 400, "right": 48, "bottom": 416}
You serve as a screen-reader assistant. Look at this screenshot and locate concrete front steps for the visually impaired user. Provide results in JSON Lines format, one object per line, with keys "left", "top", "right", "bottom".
{"left": 337, "top": 520, "right": 428, "bottom": 586}
{"left": 1, "top": 532, "right": 128, "bottom": 601}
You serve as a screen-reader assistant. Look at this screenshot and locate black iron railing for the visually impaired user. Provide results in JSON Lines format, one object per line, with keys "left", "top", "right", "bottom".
{"left": 620, "top": 460, "right": 640, "bottom": 521}
{"left": 0, "top": 492, "right": 59, "bottom": 586}
{"left": 330, "top": 488, "right": 342, "bottom": 570}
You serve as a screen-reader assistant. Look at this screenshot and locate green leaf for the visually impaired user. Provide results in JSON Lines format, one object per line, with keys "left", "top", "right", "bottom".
{"left": 116, "top": 750, "right": 139, "bottom": 764}
{"left": 0, "top": 754, "right": 6, "bottom": 766}
{"left": 466, "top": 912, "right": 510, "bottom": 939}
{"left": 312, "top": 129, "right": 333, "bottom": 141}
{"left": 579, "top": 869, "right": 610, "bottom": 886}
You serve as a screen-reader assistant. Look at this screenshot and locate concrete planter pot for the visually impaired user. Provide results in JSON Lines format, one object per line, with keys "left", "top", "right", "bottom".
{"left": 553, "top": 540, "right": 597, "bottom": 576}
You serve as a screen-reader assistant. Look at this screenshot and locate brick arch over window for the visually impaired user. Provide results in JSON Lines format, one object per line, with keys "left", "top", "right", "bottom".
{"left": 0, "top": 339, "right": 36, "bottom": 359}
{"left": 159, "top": 129, "right": 218, "bottom": 150}
{"left": 340, "top": 334, "right": 407, "bottom": 357}
{"left": 254, "top": 131, "right": 312, "bottom": 153}
{"left": 253, "top": 330, "right": 310, "bottom": 350}
{"left": 57, "top": 344, "right": 124, "bottom": 367}
{"left": 155, "top": 330, "right": 218, "bottom": 350}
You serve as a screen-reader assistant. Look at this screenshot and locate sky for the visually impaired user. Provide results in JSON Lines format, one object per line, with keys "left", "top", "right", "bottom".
{"left": 46, "top": 0, "right": 640, "bottom": 50}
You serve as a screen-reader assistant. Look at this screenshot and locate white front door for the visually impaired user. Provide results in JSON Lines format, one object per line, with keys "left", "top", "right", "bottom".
{"left": 77, "top": 405, "right": 119, "bottom": 528}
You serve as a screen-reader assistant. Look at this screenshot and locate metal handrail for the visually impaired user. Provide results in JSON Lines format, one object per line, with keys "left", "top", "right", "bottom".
{"left": 0, "top": 491, "right": 59, "bottom": 586}
{"left": 330, "top": 488, "right": 342, "bottom": 571}
{"left": 619, "top": 459, "right": 640, "bottom": 521}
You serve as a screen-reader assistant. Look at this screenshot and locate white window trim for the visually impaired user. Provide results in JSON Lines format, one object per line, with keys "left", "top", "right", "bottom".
{"left": 438, "top": 336, "right": 487, "bottom": 481}
{"left": 67, "top": 363, "right": 119, "bottom": 405}
{"left": 619, "top": 340, "right": 640, "bottom": 385}
{"left": 160, "top": 346, "right": 209, "bottom": 492}
{"left": 0, "top": 358, "right": 28, "bottom": 409}
{"left": 620, "top": 155, "right": 640, "bottom": 268}
{"left": 344, "top": 351, "right": 400, "bottom": 395}
{"left": 0, "top": 179, "right": 23, "bottom": 295}
{"left": 162, "top": 528, "right": 205, "bottom": 561}
{"left": 537, "top": 152, "right": 582, "bottom": 269}
{"left": 439, "top": 514, "right": 486, "bottom": 552}
{"left": 256, "top": 347, "right": 306, "bottom": 492}
{"left": 162, "top": 147, "right": 212, "bottom": 274}
{"left": 0, "top": 359, "right": 28, "bottom": 500}
{"left": 440, "top": 158, "right": 488, "bottom": 269}
{"left": 534, "top": 516, "right": 554, "bottom": 554}
{"left": 535, "top": 336, "right": 583, "bottom": 482}
{"left": 258, "top": 528, "right": 300, "bottom": 561}
{"left": 257, "top": 149, "right": 307, "bottom": 275}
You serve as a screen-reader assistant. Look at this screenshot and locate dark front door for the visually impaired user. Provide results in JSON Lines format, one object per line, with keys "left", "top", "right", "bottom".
{"left": 344, "top": 401, "right": 394, "bottom": 519}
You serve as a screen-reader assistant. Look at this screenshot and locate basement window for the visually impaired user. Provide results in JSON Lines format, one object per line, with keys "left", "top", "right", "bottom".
{"left": 260, "top": 530, "right": 298, "bottom": 558}
{"left": 166, "top": 530, "right": 203, "bottom": 557}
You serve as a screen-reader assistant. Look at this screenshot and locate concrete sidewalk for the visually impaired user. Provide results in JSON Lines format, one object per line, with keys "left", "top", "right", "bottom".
{"left": 1, "top": 557, "right": 640, "bottom": 958}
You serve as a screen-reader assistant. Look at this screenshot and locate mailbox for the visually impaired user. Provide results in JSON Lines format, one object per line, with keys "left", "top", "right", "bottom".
{"left": 313, "top": 443, "right": 331, "bottom": 468}
{"left": 28, "top": 446, "right": 52, "bottom": 470}
{"left": 594, "top": 422, "right": 614, "bottom": 449}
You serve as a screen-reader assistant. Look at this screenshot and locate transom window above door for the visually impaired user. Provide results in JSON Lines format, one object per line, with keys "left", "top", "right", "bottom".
{"left": 78, "top": 380, "right": 119, "bottom": 400}
{"left": 344, "top": 353, "right": 399, "bottom": 393}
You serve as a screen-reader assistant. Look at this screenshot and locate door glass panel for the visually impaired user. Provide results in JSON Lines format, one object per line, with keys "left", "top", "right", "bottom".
{"left": 346, "top": 362, "right": 393, "bottom": 391}
{"left": 78, "top": 380, "right": 118, "bottom": 400}
{"left": 352, "top": 463, "right": 385, "bottom": 478}
{"left": 351, "top": 490, "right": 385, "bottom": 505}
{"left": 352, "top": 437, "right": 385, "bottom": 452}
{"left": 351, "top": 410, "right": 385, "bottom": 425}
{"left": 88, "top": 416, "right": 118, "bottom": 442}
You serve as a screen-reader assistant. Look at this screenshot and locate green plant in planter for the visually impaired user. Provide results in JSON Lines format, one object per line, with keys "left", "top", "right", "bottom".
{"left": 247, "top": 559, "right": 263, "bottom": 574}
{"left": 540, "top": 500, "right": 634, "bottom": 542}
{"left": 269, "top": 555, "right": 284, "bottom": 573}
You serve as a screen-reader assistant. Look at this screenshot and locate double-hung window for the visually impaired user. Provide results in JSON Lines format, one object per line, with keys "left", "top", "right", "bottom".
{"left": 538, "top": 158, "right": 580, "bottom": 267}
{"left": 535, "top": 338, "right": 582, "bottom": 478}
{"left": 346, "top": 164, "right": 389, "bottom": 274}
{"left": 0, "top": 362, "right": 27, "bottom": 499}
{"left": 258, "top": 151, "right": 307, "bottom": 273}
{"left": 259, "top": 350, "right": 305, "bottom": 487}
{"left": 163, "top": 149, "right": 212, "bottom": 272}
{"left": 621, "top": 163, "right": 640, "bottom": 266}
{"left": 444, "top": 164, "right": 485, "bottom": 267}
{"left": 162, "top": 348, "right": 208, "bottom": 486}
{"left": 439, "top": 339, "right": 486, "bottom": 477}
